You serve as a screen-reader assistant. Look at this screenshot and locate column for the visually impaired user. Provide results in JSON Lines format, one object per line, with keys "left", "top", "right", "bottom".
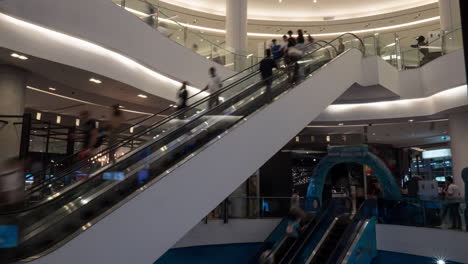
{"left": 0, "top": 65, "right": 27, "bottom": 164}
{"left": 439, "top": 0, "right": 461, "bottom": 32}
{"left": 225, "top": 0, "right": 248, "bottom": 71}
{"left": 439, "top": 0, "right": 462, "bottom": 53}
{"left": 449, "top": 112, "right": 468, "bottom": 198}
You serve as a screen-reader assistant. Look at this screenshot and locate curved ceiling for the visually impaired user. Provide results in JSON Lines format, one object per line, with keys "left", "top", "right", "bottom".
{"left": 160, "top": 0, "right": 438, "bottom": 21}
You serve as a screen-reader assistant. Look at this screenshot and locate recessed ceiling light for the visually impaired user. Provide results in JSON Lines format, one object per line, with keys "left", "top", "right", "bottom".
{"left": 49, "top": 87, "right": 56, "bottom": 91}
{"left": 138, "top": 94, "right": 148, "bottom": 98}
{"left": 36, "top": 112, "right": 42, "bottom": 120}
{"left": 409, "top": 119, "right": 414, "bottom": 122}
{"left": 338, "top": 123, "right": 344, "bottom": 126}
{"left": 75, "top": 118, "right": 80, "bottom": 126}
{"left": 11, "top": 53, "right": 28, "bottom": 60}
{"left": 89, "top": 78, "right": 102, "bottom": 84}
{"left": 56, "top": 115, "right": 61, "bottom": 124}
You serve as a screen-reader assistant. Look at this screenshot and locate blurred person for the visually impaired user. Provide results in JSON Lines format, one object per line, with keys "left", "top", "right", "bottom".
{"left": 271, "top": 39, "right": 283, "bottom": 62}
{"left": 204, "top": 67, "right": 222, "bottom": 109}
{"left": 287, "top": 30, "right": 296, "bottom": 46}
{"left": 192, "top": 44, "right": 199, "bottom": 52}
{"left": 78, "top": 111, "right": 98, "bottom": 161}
{"left": 307, "top": 34, "right": 315, "bottom": 44}
{"left": 407, "top": 175, "right": 422, "bottom": 198}
{"left": 281, "top": 35, "right": 289, "bottom": 53}
{"left": 0, "top": 157, "right": 27, "bottom": 211}
{"left": 106, "top": 105, "right": 124, "bottom": 164}
{"left": 337, "top": 38, "right": 345, "bottom": 55}
{"left": 290, "top": 190, "right": 301, "bottom": 211}
{"left": 259, "top": 49, "right": 276, "bottom": 103}
{"left": 286, "top": 39, "right": 303, "bottom": 83}
{"left": 177, "top": 81, "right": 189, "bottom": 110}
{"left": 442, "top": 176, "right": 461, "bottom": 229}
{"left": 297, "top": 29, "right": 305, "bottom": 44}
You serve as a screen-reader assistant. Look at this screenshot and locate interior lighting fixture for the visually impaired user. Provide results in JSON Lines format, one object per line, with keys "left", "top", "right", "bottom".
{"left": 121, "top": 5, "right": 439, "bottom": 37}
{"left": 436, "top": 260, "right": 446, "bottom": 264}
{"left": 89, "top": 78, "right": 102, "bottom": 84}
{"left": 48, "top": 87, "right": 56, "bottom": 91}
{"left": 409, "top": 119, "right": 414, "bottom": 122}
{"left": 36, "top": 112, "right": 42, "bottom": 120}
{"left": 11, "top": 53, "right": 28, "bottom": 60}
{"left": 326, "top": 136, "right": 331, "bottom": 142}
{"left": 56, "top": 115, "right": 61, "bottom": 124}
{"left": 75, "top": 118, "right": 80, "bottom": 126}
{"left": 138, "top": 94, "right": 148, "bottom": 99}
{"left": 130, "top": 127, "right": 134, "bottom": 133}
{"left": 338, "top": 123, "right": 344, "bottom": 126}
{"left": 313, "top": 0, "right": 317, "bottom": 3}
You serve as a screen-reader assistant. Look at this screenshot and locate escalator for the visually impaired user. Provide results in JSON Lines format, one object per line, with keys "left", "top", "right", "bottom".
{"left": 251, "top": 198, "right": 351, "bottom": 264}
{"left": 287, "top": 199, "right": 377, "bottom": 264}
{"left": 0, "top": 34, "right": 365, "bottom": 264}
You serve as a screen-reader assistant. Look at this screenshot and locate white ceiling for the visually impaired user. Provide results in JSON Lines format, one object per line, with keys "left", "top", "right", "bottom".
{"left": 160, "top": 0, "right": 438, "bottom": 21}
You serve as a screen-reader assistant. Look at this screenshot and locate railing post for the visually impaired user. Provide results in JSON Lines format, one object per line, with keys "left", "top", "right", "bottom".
{"left": 441, "top": 30, "right": 447, "bottom": 55}
{"left": 19, "top": 113, "right": 31, "bottom": 160}
{"left": 394, "top": 33, "right": 403, "bottom": 70}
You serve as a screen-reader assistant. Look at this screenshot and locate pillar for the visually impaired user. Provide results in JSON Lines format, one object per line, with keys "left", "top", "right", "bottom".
{"left": 449, "top": 112, "right": 468, "bottom": 197}
{"left": 439, "top": 0, "right": 461, "bottom": 32}
{"left": 225, "top": 0, "right": 248, "bottom": 71}
{"left": 0, "top": 65, "right": 27, "bottom": 164}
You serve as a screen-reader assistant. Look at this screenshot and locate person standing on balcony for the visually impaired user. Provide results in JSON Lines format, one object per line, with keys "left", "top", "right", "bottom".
{"left": 204, "top": 67, "right": 222, "bottom": 109}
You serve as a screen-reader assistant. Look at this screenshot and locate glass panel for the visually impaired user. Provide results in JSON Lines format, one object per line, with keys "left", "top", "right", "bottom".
{"left": 111, "top": 0, "right": 262, "bottom": 71}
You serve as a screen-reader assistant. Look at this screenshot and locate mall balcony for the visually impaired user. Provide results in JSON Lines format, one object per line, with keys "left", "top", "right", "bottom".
{"left": 0, "top": 0, "right": 467, "bottom": 263}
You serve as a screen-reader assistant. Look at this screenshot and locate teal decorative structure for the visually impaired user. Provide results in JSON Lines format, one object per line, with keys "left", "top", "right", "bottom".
{"left": 306, "top": 145, "right": 402, "bottom": 205}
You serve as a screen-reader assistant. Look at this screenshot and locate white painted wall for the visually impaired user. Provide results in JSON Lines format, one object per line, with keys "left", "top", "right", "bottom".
{"left": 315, "top": 85, "right": 468, "bottom": 122}
{"left": 0, "top": 0, "right": 234, "bottom": 99}
{"left": 173, "top": 219, "right": 282, "bottom": 248}
{"left": 359, "top": 50, "right": 466, "bottom": 99}
{"left": 376, "top": 224, "right": 468, "bottom": 263}
{"left": 28, "top": 49, "right": 364, "bottom": 264}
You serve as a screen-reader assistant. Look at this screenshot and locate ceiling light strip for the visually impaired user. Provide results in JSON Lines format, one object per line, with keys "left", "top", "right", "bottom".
{"left": 27, "top": 86, "right": 155, "bottom": 116}
{"left": 122, "top": 6, "right": 439, "bottom": 38}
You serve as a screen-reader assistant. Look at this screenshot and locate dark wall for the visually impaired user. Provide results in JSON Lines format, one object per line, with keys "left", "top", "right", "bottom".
{"left": 259, "top": 151, "right": 292, "bottom": 197}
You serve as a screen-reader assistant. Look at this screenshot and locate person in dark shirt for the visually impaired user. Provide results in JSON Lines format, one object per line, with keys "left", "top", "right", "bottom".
{"left": 177, "top": 81, "right": 189, "bottom": 110}
{"left": 260, "top": 49, "right": 277, "bottom": 103}
{"left": 177, "top": 81, "right": 189, "bottom": 119}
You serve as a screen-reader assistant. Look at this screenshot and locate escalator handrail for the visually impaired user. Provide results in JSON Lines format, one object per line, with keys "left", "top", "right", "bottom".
{"left": 277, "top": 200, "right": 337, "bottom": 264}
{"left": 16, "top": 34, "right": 365, "bottom": 214}
{"left": 25, "top": 33, "right": 361, "bottom": 193}
{"left": 283, "top": 197, "right": 352, "bottom": 264}
{"left": 325, "top": 199, "right": 376, "bottom": 264}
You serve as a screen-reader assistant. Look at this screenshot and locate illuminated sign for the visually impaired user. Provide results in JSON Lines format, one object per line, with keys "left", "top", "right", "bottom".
{"left": 422, "top": 149, "right": 451, "bottom": 159}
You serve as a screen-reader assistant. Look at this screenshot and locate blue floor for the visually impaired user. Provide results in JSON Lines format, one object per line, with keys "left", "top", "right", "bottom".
{"left": 155, "top": 243, "right": 261, "bottom": 264}
{"left": 155, "top": 244, "right": 464, "bottom": 264}
{"left": 373, "top": 251, "right": 463, "bottom": 264}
